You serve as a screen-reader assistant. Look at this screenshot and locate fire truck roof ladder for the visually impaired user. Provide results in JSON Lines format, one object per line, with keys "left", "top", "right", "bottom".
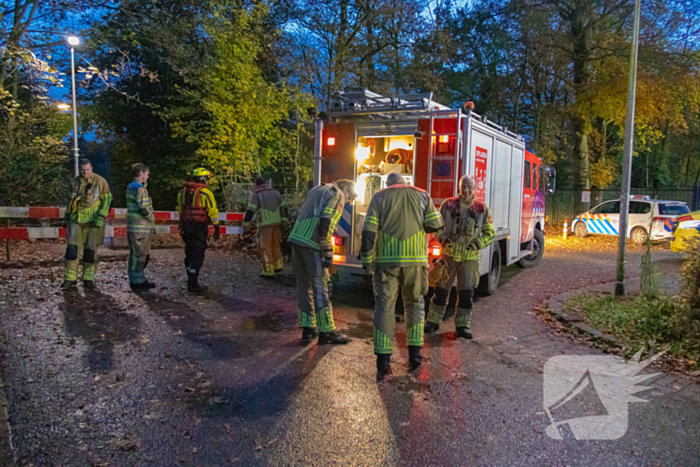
{"left": 427, "top": 108, "right": 463, "bottom": 198}
{"left": 328, "top": 90, "right": 450, "bottom": 119}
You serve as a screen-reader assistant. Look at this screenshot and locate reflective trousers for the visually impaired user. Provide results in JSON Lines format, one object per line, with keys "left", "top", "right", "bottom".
{"left": 258, "top": 225, "right": 283, "bottom": 276}
{"left": 128, "top": 232, "right": 151, "bottom": 284}
{"left": 64, "top": 222, "right": 104, "bottom": 282}
{"left": 373, "top": 265, "right": 428, "bottom": 355}
{"left": 292, "top": 245, "right": 336, "bottom": 333}
{"left": 181, "top": 224, "right": 208, "bottom": 278}
{"left": 428, "top": 257, "right": 479, "bottom": 328}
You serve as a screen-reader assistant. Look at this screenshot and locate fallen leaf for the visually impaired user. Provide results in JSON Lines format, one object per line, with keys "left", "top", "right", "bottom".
{"left": 224, "top": 423, "right": 232, "bottom": 435}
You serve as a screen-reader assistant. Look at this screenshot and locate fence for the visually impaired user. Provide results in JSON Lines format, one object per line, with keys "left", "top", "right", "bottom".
{"left": 545, "top": 187, "right": 700, "bottom": 225}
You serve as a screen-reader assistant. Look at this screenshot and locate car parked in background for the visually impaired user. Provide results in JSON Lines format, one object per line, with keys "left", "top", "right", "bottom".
{"left": 572, "top": 196, "right": 690, "bottom": 245}
{"left": 670, "top": 211, "right": 700, "bottom": 252}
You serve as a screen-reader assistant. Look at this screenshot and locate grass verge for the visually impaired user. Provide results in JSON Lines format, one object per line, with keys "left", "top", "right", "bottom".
{"left": 564, "top": 292, "right": 700, "bottom": 366}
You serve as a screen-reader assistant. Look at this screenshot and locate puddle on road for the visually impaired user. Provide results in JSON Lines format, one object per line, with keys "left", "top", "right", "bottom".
{"left": 344, "top": 322, "right": 373, "bottom": 339}
{"left": 243, "top": 312, "right": 285, "bottom": 333}
{"left": 390, "top": 375, "right": 431, "bottom": 394}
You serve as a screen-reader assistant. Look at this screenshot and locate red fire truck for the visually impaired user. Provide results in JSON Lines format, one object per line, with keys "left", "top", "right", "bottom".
{"left": 313, "top": 90, "right": 554, "bottom": 294}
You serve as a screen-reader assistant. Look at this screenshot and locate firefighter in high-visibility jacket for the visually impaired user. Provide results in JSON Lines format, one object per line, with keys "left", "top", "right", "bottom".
{"left": 176, "top": 168, "right": 220, "bottom": 295}
{"left": 425, "top": 174, "right": 494, "bottom": 339}
{"left": 360, "top": 173, "right": 443, "bottom": 375}
{"left": 288, "top": 179, "right": 356, "bottom": 344}
{"left": 126, "top": 163, "right": 156, "bottom": 292}
{"left": 244, "top": 176, "right": 288, "bottom": 278}
{"left": 61, "top": 158, "right": 113, "bottom": 289}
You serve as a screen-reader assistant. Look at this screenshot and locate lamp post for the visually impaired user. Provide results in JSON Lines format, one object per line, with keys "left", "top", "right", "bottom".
{"left": 67, "top": 36, "right": 80, "bottom": 177}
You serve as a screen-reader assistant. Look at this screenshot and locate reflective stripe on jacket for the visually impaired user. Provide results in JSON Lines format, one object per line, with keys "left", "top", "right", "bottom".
{"left": 246, "top": 187, "right": 284, "bottom": 227}
{"left": 438, "top": 197, "right": 494, "bottom": 261}
{"left": 176, "top": 182, "right": 219, "bottom": 225}
{"left": 126, "top": 180, "right": 155, "bottom": 234}
{"left": 66, "top": 174, "right": 112, "bottom": 224}
{"left": 361, "top": 184, "right": 443, "bottom": 268}
{"left": 289, "top": 183, "right": 344, "bottom": 251}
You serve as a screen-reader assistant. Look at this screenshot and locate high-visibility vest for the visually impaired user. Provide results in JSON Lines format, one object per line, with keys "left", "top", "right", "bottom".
{"left": 180, "top": 182, "right": 210, "bottom": 225}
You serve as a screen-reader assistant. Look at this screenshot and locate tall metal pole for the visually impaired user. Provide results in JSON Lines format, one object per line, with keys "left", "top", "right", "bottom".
{"left": 70, "top": 46, "right": 80, "bottom": 177}
{"left": 615, "top": 0, "right": 642, "bottom": 297}
{"left": 313, "top": 119, "right": 324, "bottom": 187}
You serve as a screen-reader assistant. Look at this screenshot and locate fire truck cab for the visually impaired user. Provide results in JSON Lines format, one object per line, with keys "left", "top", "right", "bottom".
{"left": 314, "top": 90, "right": 553, "bottom": 294}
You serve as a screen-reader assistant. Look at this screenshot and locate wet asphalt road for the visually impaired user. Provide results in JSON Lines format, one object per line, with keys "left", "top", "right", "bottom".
{"left": 0, "top": 239, "right": 698, "bottom": 466}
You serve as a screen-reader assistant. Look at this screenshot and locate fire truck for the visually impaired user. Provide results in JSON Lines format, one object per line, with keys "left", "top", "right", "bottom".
{"left": 313, "top": 90, "right": 554, "bottom": 294}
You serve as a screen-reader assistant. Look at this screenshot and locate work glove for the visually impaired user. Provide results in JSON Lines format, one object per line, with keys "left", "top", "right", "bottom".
{"left": 213, "top": 224, "right": 221, "bottom": 241}
{"left": 94, "top": 217, "right": 104, "bottom": 228}
{"left": 321, "top": 248, "right": 333, "bottom": 269}
{"left": 466, "top": 238, "right": 481, "bottom": 251}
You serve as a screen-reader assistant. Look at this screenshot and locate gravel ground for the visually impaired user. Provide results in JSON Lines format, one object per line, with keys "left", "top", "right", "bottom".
{"left": 0, "top": 235, "right": 698, "bottom": 466}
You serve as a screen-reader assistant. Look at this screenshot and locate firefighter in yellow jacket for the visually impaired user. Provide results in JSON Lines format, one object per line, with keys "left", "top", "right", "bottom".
{"left": 127, "top": 163, "right": 156, "bottom": 292}
{"left": 289, "top": 179, "right": 356, "bottom": 344}
{"left": 425, "top": 174, "right": 494, "bottom": 339}
{"left": 360, "top": 173, "right": 443, "bottom": 375}
{"left": 176, "top": 168, "right": 220, "bottom": 295}
{"left": 244, "top": 176, "right": 288, "bottom": 278}
{"left": 61, "top": 158, "right": 113, "bottom": 289}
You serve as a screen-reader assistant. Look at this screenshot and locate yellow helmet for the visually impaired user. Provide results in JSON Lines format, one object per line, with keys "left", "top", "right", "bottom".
{"left": 193, "top": 168, "right": 212, "bottom": 178}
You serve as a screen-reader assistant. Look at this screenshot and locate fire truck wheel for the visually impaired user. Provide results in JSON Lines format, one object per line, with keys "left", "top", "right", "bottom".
{"left": 574, "top": 221, "right": 588, "bottom": 238}
{"left": 517, "top": 229, "right": 544, "bottom": 269}
{"left": 630, "top": 226, "right": 649, "bottom": 245}
{"left": 477, "top": 242, "right": 501, "bottom": 296}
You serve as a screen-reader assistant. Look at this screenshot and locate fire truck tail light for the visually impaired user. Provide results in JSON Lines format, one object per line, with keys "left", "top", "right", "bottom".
{"left": 439, "top": 135, "right": 449, "bottom": 143}
{"left": 332, "top": 236, "right": 344, "bottom": 246}
{"left": 432, "top": 247, "right": 440, "bottom": 256}
{"left": 327, "top": 137, "right": 335, "bottom": 146}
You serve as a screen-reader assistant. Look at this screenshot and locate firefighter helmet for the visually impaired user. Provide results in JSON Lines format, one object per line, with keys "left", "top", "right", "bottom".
{"left": 193, "top": 168, "right": 212, "bottom": 178}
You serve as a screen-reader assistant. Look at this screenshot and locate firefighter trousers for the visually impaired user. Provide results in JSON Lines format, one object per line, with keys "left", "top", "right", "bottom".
{"left": 291, "top": 245, "right": 336, "bottom": 333}
{"left": 373, "top": 265, "right": 428, "bottom": 355}
{"left": 64, "top": 222, "right": 105, "bottom": 282}
{"left": 181, "top": 224, "right": 208, "bottom": 278}
{"left": 128, "top": 232, "right": 152, "bottom": 284}
{"left": 258, "top": 225, "right": 283, "bottom": 276}
{"left": 428, "top": 257, "right": 479, "bottom": 328}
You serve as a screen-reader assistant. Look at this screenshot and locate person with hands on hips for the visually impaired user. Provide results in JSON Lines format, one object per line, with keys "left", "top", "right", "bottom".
{"left": 425, "top": 174, "right": 494, "bottom": 339}
{"left": 288, "top": 179, "right": 357, "bottom": 344}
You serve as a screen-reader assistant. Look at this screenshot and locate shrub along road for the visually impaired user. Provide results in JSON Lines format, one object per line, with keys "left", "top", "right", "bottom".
{"left": 0, "top": 238, "right": 697, "bottom": 466}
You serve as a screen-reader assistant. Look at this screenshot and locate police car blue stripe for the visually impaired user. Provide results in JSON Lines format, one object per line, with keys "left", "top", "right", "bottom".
{"left": 585, "top": 218, "right": 599, "bottom": 234}
{"left": 603, "top": 218, "right": 619, "bottom": 235}
{"left": 593, "top": 218, "right": 611, "bottom": 235}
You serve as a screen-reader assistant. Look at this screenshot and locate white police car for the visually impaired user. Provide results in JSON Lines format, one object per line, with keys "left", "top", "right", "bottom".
{"left": 572, "top": 196, "right": 690, "bottom": 244}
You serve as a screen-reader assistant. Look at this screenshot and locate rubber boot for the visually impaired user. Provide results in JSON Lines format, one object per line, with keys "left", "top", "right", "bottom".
{"left": 83, "top": 280, "right": 95, "bottom": 289}
{"left": 408, "top": 346, "right": 422, "bottom": 372}
{"left": 456, "top": 327, "right": 473, "bottom": 339}
{"left": 424, "top": 322, "right": 440, "bottom": 334}
{"left": 301, "top": 327, "right": 319, "bottom": 342}
{"left": 376, "top": 354, "right": 391, "bottom": 375}
{"left": 60, "top": 280, "right": 77, "bottom": 290}
{"left": 318, "top": 331, "right": 350, "bottom": 345}
{"left": 131, "top": 281, "right": 156, "bottom": 292}
{"left": 187, "top": 273, "right": 207, "bottom": 296}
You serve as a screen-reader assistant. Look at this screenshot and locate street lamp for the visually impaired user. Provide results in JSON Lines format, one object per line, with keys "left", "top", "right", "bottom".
{"left": 56, "top": 103, "right": 71, "bottom": 111}
{"left": 67, "top": 35, "right": 80, "bottom": 177}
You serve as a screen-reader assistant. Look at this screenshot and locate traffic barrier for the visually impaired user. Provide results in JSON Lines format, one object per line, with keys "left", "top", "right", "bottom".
{"left": 0, "top": 207, "right": 245, "bottom": 241}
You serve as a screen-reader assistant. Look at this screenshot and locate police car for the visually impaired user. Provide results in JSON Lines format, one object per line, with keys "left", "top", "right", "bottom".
{"left": 572, "top": 196, "right": 690, "bottom": 244}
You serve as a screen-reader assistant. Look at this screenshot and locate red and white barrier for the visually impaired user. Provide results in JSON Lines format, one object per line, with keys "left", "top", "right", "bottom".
{"left": 0, "top": 207, "right": 244, "bottom": 222}
{"left": 0, "top": 206, "right": 244, "bottom": 240}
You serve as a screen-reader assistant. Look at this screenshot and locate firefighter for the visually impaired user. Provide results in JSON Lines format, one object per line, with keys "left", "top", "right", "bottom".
{"left": 61, "top": 158, "right": 113, "bottom": 289}
{"left": 425, "top": 174, "right": 494, "bottom": 339}
{"left": 127, "top": 163, "right": 156, "bottom": 292}
{"left": 176, "top": 168, "right": 220, "bottom": 295}
{"left": 360, "top": 173, "right": 443, "bottom": 375}
{"left": 289, "top": 179, "right": 356, "bottom": 344}
{"left": 244, "top": 176, "right": 288, "bottom": 278}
